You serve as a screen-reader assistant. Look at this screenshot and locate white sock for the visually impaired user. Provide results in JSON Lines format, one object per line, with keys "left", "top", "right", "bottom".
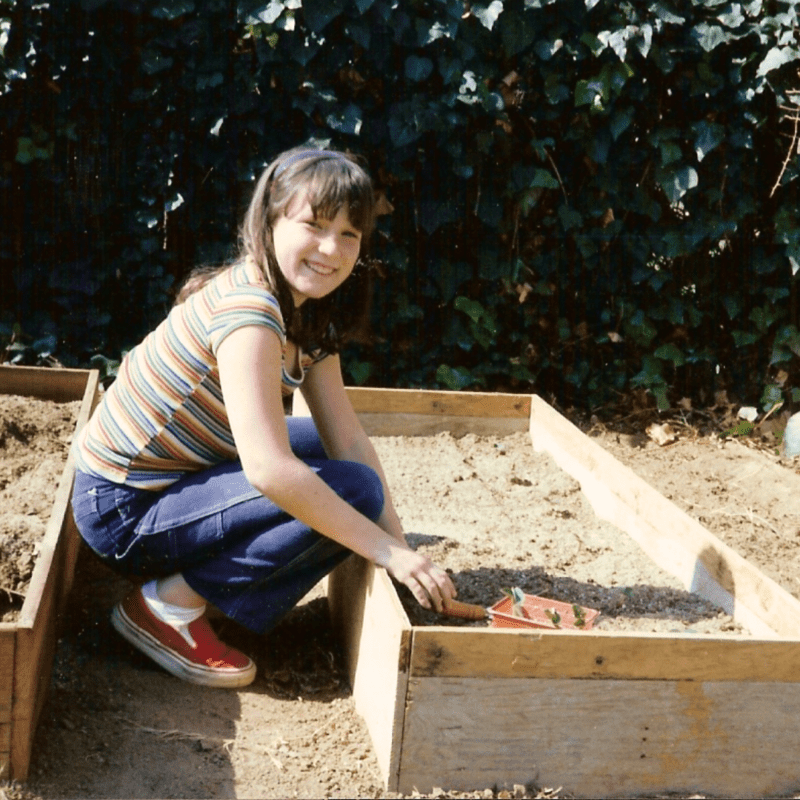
{"left": 141, "top": 579, "right": 205, "bottom": 647}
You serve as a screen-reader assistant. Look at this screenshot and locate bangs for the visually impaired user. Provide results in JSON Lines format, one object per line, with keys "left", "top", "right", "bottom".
{"left": 303, "top": 162, "right": 374, "bottom": 235}
{"left": 270, "top": 152, "right": 376, "bottom": 238}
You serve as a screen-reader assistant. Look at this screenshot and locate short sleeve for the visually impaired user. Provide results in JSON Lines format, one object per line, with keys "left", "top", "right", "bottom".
{"left": 207, "top": 285, "right": 287, "bottom": 355}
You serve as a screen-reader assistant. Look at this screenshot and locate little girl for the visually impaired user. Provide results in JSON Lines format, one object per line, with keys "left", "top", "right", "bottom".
{"left": 71, "top": 147, "right": 456, "bottom": 688}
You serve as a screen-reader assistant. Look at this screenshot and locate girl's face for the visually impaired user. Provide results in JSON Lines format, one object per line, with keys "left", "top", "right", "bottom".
{"left": 271, "top": 193, "right": 363, "bottom": 307}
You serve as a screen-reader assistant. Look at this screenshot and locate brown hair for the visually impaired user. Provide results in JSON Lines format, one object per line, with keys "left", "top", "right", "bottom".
{"left": 176, "top": 147, "right": 377, "bottom": 353}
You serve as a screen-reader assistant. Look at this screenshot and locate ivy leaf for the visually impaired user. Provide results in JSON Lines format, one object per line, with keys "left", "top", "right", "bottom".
{"left": 302, "top": 0, "right": 345, "bottom": 33}
{"left": 254, "top": 1, "right": 286, "bottom": 24}
{"left": 405, "top": 55, "right": 434, "bottom": 82}
{"left": 717, "top": 5, "right": 746, "bottom": 28}
{"left": 575, "top": 79, "right": 604, "bottom": 107}
{"left": 658, "top": 164, "right": 699, "bottom": 203}
{"left": 530, "top": 169, "right": 560, "bottom": 190}
{"left": 732, "top": 330, "right": 759, "bottom": 347}
{"left": 692, "top": 22, "right": 730, "bottom": 52}
{"left": 652, "top": 3, "right": 685, "bottom": 25}
{"left": 151, "top": 1, "right": 195, "bottom": 20}
{"left": 472, "top": 0, "right": 504, "bottom": 30}
{"left": 326, "top": 103, "right": 363, "bottom": 135}
{"left": 694, "top": 121, "right": 725, "bottom": 161}
{"left": 348, "top": 360, "right": 372, "bottom": 385}
{"left": 534, "top": 38, "right": 563, "bottom": 61}
{"left": 654, "top": 343, "right": 685, "bottom": 366}
{"left": 454, "top": 296, "right": 485, "bottom": 324}
{"left": 436, "top": 364, "right": 476, "bottom": 390}
{"left": 659, "top": 140, "right": 682, "bottom": 166}
{"left": 756, "top": 46, "right": 800, "bottom": 78}
{"left": 580, "top": 32, "right": 605, "bottom": 56}
{"left": 610, "top": 107, "right": 634, "bottom": 140}
{"left": 388, "top": 106, "right": 422, "bottom": 147}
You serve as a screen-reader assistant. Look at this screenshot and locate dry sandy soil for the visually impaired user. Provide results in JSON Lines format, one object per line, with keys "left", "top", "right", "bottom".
{"left": 3, "top": 393, "right": 800, "bottom": 799}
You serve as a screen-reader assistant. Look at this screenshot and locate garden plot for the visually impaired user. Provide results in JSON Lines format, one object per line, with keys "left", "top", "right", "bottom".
{"left": 374, "top": 430, "right": 743, "bottom": 636}
{"left": 317, "top": 388, "right": 800, "bottom": 799}
{"left": 0, "top": 365, "right": 99, "bottom": 781}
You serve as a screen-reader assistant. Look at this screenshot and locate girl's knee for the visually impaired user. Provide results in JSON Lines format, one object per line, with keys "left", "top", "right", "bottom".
{"left": 350, "top": 462, "right": 384, "bottom": 520}
{"left": 324, "top": 460, "right": 384, "bottom": 521}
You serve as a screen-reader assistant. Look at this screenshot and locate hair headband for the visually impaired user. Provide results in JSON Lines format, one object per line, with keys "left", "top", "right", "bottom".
{"left": 274, "top": 149, "right": 351, "bottom": 177}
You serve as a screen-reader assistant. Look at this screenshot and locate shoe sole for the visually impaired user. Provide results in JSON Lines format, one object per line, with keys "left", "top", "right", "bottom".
{"left": 111, "top": 602, "right": 256, "bottom": 689}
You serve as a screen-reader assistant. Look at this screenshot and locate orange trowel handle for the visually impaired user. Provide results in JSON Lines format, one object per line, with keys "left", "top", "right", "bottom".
{"left": 441, "top": 598, "right": 488, "bottom": 620}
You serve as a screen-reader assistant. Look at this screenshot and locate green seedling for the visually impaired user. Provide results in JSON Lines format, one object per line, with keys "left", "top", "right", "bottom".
{"left": 572, "top": 603, "right": 587, "bottom": 628}
{"left": 502, "top": 586, "right": 529, "bottom": 618}
{"left": 545, "top": 608, "right": 561, "bottom": 628}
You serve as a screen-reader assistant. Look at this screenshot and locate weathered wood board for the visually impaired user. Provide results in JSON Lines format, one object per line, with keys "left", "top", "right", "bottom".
{"left": 0, "top": 366, "right": 99, "bottom": 781}
{"left": 318, "top": 389, "right": 800, "bottom": 798}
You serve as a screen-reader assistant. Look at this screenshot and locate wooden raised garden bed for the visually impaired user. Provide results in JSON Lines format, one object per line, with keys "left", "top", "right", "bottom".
{"left": 307, "top": 388, "right": 800, "bottom": 798}
{"left": 0, "top": 365, "right": 99, "bottom": 781}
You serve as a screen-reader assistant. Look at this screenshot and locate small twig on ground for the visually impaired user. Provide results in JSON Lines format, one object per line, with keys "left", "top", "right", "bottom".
{"left": 0, "top": 585, "right": 25, "bottom": 600}
{"left": 696, "top": 506, "right": 791, "bottom": 540}
{"left": 120, "top": 718, "right": 236, "bottom": 754}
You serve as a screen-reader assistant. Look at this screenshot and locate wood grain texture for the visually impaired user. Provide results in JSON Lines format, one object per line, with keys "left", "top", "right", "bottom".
{"left": 0, "top": 631, "right": 13, "bottom": 718}
{"left": 345, "top": 388, "right": 531, "bottom": 418}
{"left": 310, "top": 389, "right": 800, "bottom": 795}
{"left": 327, "top": 557, "right": 411, "bottom": 788}
{"left": 0, "top": 722, "right": 10, "bottom": 779}
{"left": 399, "top": 676, "right": 800, "bottom": 797}
{"left": 293, "top": 388, "right": 530, "bottom": 436}
{"left": 0, "top": 367, "right": 99, "bottom": 781}
{"left": 410, "top": 626, "right": 800, "bottom": 681}
{"left": 529, "top": 395, "right": 800, "bottom": 639}
{"left": 355, "top": 412, "right": 528, "bottom": 437}
{"left": 0, "top": 365, "right": 93, "bottom": 403}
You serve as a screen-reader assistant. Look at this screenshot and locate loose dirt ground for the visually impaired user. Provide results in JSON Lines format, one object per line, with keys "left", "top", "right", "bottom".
{"left": 3, "top": 394, "right": 800, "bottom": 799}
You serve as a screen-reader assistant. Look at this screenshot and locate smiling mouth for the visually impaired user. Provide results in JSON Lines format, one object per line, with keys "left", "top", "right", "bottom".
{"left": 304, "top": 260, "right": 337, "bottom": 276}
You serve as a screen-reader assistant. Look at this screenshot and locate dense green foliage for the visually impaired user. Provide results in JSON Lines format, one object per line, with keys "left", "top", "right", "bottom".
{"left": 2, "top": 0, "right": 800, "bottom": 410}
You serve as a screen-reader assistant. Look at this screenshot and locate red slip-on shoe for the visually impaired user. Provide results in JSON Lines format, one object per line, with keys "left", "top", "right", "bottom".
{"left": 111, "top": 587, "right": 256, "bottom": 688}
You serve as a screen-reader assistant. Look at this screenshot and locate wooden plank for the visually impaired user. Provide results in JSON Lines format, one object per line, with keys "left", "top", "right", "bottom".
{"left": 10, "top": 556, "right": 61, "bottom": 781}
{"left": 0, "top": 367, "right": 99, "bottom": 781}
{"left": 0, "top": 721, "right": 10, "bottom": 773}
{"left": 356, "top": 412, "right": 528, "bottom": 437}
{"left": 346, "top": 388, "right": 531, "bottom": 418}
{"left": 398, "top": 676, "right": 800, "bottom": 797}
{"left": 529, "top": 395, "right": 800, "bottom": 639}
{"left": 0, "top": 630, "right": 14, "bottom": 718}
{"left": 0, "top": 365, "right": 92, "bottom": 403}
{"left": 409, "top": 626, "right": 800, "bottom": 682}
{"left": 327, "top": 557, "right": 410, "bottom": 789}
{"left": 294, "top": 388, "right": 530, "bottom": 436}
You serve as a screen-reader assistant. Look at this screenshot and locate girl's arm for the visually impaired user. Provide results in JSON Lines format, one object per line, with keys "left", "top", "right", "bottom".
{"left": 217, "top": 324, "right": 455, "bottom": 611}
{"left": 299, "top": 353, "right": 405, "bottom": 543}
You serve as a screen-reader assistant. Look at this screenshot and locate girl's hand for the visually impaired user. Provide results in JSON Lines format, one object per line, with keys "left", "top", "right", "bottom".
{"left": 383, "top": 548, "right": 456, "bottom": 612}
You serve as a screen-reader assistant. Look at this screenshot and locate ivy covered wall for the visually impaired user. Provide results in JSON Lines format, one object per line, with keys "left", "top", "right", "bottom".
{"left": 2, "top": 0, "right": 800, "bottom": 411}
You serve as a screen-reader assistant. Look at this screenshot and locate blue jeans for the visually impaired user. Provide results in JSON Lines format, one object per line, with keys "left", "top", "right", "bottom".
{"left": 71, "top": 417, "right": 384, "bottom": 633}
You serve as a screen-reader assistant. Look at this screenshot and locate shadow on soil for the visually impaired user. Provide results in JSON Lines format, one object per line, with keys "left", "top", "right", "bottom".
{"left": 24, "top": 546, "right": 352, "bottom": 799}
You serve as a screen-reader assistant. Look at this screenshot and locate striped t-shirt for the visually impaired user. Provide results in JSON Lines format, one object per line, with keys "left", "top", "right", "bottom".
{"left": 74, "top": 258, "right": 323, "bottom": 490}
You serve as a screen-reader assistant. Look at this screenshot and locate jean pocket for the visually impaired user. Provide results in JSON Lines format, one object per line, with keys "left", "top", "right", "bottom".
{"left": 71, "top": 478, "right": 150, "bottom": 561}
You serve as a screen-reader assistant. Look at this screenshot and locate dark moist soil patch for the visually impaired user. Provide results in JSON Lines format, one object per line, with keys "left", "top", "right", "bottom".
{"left": 0, "top": 394, "right": 81, "bottom": 621}
{"left": 373, "top": 431, "right": 745, "bottom": 635}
